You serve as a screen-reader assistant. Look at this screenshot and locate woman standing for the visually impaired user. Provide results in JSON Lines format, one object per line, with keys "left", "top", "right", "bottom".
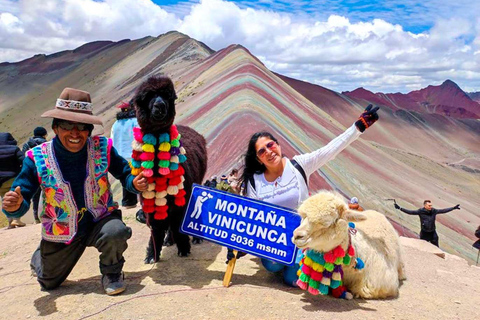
{"left": 234, "top": 105, "right": 379, "bottom": 286}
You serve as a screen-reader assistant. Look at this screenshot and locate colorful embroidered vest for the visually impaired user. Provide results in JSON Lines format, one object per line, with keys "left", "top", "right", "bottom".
{"left": 27, "top": 136, "right": 118, "bottom": 243}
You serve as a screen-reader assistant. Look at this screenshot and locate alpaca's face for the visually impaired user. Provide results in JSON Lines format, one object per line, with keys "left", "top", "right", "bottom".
{"left": 292, "top": 191, "right": 356, "bottom": 252}
{"left": 134, "top": 76, "right": 177, "bottom": 133}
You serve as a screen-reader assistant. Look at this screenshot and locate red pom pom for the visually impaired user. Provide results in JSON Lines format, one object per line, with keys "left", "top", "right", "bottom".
{"left": 157, "top": 152, "right": 171, "bottom": 160}
{"left": 154, "top": 211, "right": 168, "bottom": 220}
{"left": 143, "top": 198, "right": 155, "bottom": 206}
{"left": 301, "top": 264, "right": 312, "bottom": 276}
{"left": 155, "top": 183, "right": 168, "bottom": 192}
{"left": 176, "top": 189, "right": 186, "bottom": 197}
{"left": 176, "top": 165, "right": 185, "bottom": 176}
{"left": 331, "top": 285, "right": 346, "bottom": 298}
{"left": 155, "top": 205, "right": 168, "bottom": 213}
{"left": 156, "top": 177, "right": 168, "bottom": 184}
{"left": 333, "top": 246, "right": 345, "bottom": 258}
{"left": 143, "top": 205, "right": 155, "bottom": 213}
{"left": 310, "top": 270, "right": 323, "bottom": 282}
{"left": 147, "top": 177, "right": 155, "bottom": 184}
{"left": 348, "top": 246, "right": 355, "bottom": 256}
{"left": 132, "top": 151, "right": 142, "bottom": 160}
{"left": 324, "top": 252, "right": 335, "bottom": 263}
{"left": 169, "top": 177, "right": 182, "bottom": 185}
{"left": 170, "top": 125, "right": 179, "bottom": 139}
{"left": 174, "top": 197, "right": 186, "bottom": 206}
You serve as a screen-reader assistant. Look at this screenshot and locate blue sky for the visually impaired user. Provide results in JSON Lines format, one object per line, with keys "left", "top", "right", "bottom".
{"left": 1, "top": 0, "right": 479, "bottom": 92}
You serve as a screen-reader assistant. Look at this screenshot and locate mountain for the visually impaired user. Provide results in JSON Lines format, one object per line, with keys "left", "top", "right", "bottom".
{"left": 468, "top": 91, "right": 480, "bottom": 103}
{"left": 0, "top": 32, "right": 479, "bottom": 264}
{"left": 343, "top": 80, "right": 480, "bottom": 119}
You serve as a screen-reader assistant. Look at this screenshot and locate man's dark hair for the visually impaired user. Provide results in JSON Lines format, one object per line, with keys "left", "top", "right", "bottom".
{"left": 423, "top": 200, "right": 431, "bottom": 205}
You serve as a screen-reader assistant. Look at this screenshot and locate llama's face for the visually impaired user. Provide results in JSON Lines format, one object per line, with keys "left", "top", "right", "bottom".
{"left": 293, "top": 191, "right": 364, "bottom": 252}
{"left": 134, "top": 76, "right": 177, "bottom": 133}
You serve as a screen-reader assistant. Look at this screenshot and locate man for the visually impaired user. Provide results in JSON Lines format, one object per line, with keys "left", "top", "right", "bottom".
{"left": 22, "top": 126, "right": 48, "bottom": 223}
{"left": 348, "top": 197, "right": 364, "bottom": 211}
{"left": 0, "top": 132, "right": 25, "bottom": 228}
{"left": 111, "top": 101, "right": 138, "bottom": 209}
{"left": 394, "top": 200, "right": 460, "bottom": 247}
{"left": 2, "top": 88, "right": 148, "bottom": 295}
{"left": 217, "top": 175, "right": 234, "bottom": 193}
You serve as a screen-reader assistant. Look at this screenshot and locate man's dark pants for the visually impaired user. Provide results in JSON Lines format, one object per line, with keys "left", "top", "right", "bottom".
{"left": 122, "top": 187, "right": 138, "bottom": 207}
{"left": 420, "top": 230, "right": 439, "bottom": 247}
{"left": 30, "top": 211, "right": 132, "bottom": 290}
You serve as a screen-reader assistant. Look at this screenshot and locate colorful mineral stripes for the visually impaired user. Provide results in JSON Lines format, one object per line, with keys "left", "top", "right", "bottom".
{"left": 130, "top": 125, "right": 187, "bottom": 220}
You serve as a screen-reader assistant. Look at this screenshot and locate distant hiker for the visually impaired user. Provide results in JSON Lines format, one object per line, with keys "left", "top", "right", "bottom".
{"left": 228, "top": 168, "right": 240, "bottom": 193}
{"left": 22, "top": 126, "right": 48, "bottom": 223}
{"left": 217, "top": 175, "right": 234, "bottom": 193}
{"left": 394, "top": 200, "right": 460, "bottom": 247}
{"left": 230, "top": 104, "right": 380, "bottom": 287}
{"left": 1, "top": 88, "right": 147, "bottom": 295}
{"left": 0, "top": 132, "right": 25, "bottom": 229}
{"left": 209, "top": 176, "right": 218, "bottom": 188}
{"left": 203, "top": 179, "right": 211, "bottom": 187}
{"left": 111, "top": 101, "right": 139, "bottom": 210}
{"left": 348, "top": 197, "right": 364, "bottom": 211}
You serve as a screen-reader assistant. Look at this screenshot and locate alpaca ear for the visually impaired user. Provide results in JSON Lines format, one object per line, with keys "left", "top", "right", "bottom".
{"left": 342, "top": 209, "right": 367, "bottom": 221}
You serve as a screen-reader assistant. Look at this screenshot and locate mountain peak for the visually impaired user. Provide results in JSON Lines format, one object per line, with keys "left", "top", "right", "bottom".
{"left": 440, "top": 79, "right": 461, "bottom": 90}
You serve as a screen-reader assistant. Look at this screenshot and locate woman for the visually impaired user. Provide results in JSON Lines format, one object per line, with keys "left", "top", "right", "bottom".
{"left": 234, "top": 104, "right": 379, "bottom": 286}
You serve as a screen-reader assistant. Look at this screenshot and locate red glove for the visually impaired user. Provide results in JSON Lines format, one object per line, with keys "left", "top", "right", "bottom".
{"left": 355, "top": 104, "right": 379, "bottom": 132}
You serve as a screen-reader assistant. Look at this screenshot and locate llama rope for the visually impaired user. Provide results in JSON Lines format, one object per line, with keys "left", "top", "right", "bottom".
{"left": 297, "top": 222, "right": 364, "bottom": 299}
{"left": 130, "top": 124, "right": 187, "bottom": 220}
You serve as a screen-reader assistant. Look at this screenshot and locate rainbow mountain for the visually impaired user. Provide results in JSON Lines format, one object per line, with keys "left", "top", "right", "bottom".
{"left": 1, "top": 31, "right": 479, "bottom": 262}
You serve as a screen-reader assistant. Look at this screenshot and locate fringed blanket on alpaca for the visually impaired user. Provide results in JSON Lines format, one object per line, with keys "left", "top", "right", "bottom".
{"left": 293, "top": 191, "right": 406, "bottom": 299}
{"left": 131, "top": 76, "right": 207, "bottom": 263}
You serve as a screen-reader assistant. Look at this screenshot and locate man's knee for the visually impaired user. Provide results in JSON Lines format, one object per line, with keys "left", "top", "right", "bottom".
{"left": 98, "top": 220, "right": 132, "bottom": 247}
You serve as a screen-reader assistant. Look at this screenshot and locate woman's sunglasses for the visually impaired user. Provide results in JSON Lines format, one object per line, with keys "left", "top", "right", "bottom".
{"left": 57, "top": 121, "right": 90, "bottom": 131}
{"left": 257, "top": 141, "right": 277, "bottom": 157}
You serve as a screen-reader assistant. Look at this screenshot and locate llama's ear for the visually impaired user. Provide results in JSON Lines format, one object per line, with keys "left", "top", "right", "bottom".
{"left": 342, "top": 209, "right": 367, "bottom": 221}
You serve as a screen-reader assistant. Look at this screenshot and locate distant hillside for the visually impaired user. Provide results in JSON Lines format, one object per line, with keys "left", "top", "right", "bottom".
{"left": 343, "top": 80, "right": 480, "bottom": 119}
{"left": 468, "top": 91, "right": 480, "bottom": 103}
{"left": 1, "top": 31, "right": 479, "bottom": 263}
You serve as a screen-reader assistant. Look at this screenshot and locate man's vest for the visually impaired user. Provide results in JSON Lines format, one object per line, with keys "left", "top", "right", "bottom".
{"left": 27, "top": 136, "right": 118, "bottom": 243}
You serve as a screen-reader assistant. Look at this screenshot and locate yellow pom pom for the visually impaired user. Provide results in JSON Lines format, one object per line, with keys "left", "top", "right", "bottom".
{"left": 131, "top": 168, "right": 142, "bottom": 176}
{"left": 142, "top": 191, "right": 155, "bottom": 199}
{"left": 155, "top": 191, "right": 168, "bottom": 198}
{"left": 142, "top": 144, "right": 155, "bottom": 153}
{"left": 155, "top": 198, "right": 167, "bottom": 206}
{"left": 304, "top": 257, "right": 313, "bottom": 266}
{"left": 312, "top": 263, "right": 324, "bottom": 272}
{"left": 159, "top": 142, "right": 171, "bottom": 152}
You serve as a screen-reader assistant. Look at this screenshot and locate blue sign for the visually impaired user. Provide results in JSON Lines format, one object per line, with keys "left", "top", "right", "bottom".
{"left": 181, "top": 184, "right": 301, "bottom": 265}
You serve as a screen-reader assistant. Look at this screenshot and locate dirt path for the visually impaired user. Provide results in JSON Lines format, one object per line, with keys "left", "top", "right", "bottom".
{"left": 0, "top": 207, "right": 479, "bottom": 320}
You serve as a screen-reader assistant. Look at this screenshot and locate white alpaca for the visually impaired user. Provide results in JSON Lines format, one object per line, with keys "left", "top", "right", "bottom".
{"left": 293, "top": 191, "right": 406, "bottom": 299}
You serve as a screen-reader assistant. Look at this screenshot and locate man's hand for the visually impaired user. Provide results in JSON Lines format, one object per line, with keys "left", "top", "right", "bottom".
{"left": 394, "top": 203, "right": 400, "bottom": 210}
{"left": 2, "top": 186, "right": 23, "bottom": 212}
{"left": 355, "top": 104, "right": 380, "bottom": 132}
{"left": 133, "top": 172, "right": 148, "bottom": 192}
{"left": 454, "top": 204, "right": 460, "bottom": 210}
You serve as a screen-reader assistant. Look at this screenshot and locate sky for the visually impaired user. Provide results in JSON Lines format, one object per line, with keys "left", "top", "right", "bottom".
{"left": 1, "top": 0, "right": 479, "bottom": 93}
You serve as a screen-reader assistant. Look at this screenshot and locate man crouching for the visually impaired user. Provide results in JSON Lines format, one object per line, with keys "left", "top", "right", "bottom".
{"left": 1, "top": 88, "right": 148, "bottom": 295}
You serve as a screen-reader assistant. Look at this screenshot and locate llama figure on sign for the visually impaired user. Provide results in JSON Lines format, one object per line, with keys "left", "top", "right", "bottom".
{"left": 131, "top": 76, "right": 207, "bottom": 263}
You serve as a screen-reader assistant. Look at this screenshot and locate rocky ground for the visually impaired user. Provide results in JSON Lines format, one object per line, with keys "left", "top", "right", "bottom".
{"left": 0, "top": 206, "right": 479, "bottom": 320}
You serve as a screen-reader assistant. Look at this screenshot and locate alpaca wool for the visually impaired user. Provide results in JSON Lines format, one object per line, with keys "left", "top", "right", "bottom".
{"left": 297, "top": 222, "right": 365, "bottom": 299}
{"left": 130, "top": 125, "right": 187, "bottom": 220}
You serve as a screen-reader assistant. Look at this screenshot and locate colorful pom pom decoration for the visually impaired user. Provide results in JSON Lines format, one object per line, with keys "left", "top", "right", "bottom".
{"left": 297, "top": 224, "right": 362, "bottom": 299}
{"left": 131, "top": 124, "right": 187, "bottom": 220}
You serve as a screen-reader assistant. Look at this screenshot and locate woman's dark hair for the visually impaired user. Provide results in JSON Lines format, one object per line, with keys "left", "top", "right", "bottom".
{"left": 52, "top": 118, "right": 94, "bottom": 137}
{"left": 239, "top": 131, "right": 278, "bottom": 195}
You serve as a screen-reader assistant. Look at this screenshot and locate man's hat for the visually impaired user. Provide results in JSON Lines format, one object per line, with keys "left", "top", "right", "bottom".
{"left": 41, "top": 88, "right": 103, "bottom": 125}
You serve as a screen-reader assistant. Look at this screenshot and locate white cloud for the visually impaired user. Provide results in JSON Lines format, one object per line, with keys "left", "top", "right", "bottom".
{"left": 0, "top": 0, "right": 479, "bottom": 92}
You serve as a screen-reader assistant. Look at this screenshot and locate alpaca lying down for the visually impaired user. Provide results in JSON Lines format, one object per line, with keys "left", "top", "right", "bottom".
{"left": 293, "top": 191, "right": 406, "bottom": 299}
